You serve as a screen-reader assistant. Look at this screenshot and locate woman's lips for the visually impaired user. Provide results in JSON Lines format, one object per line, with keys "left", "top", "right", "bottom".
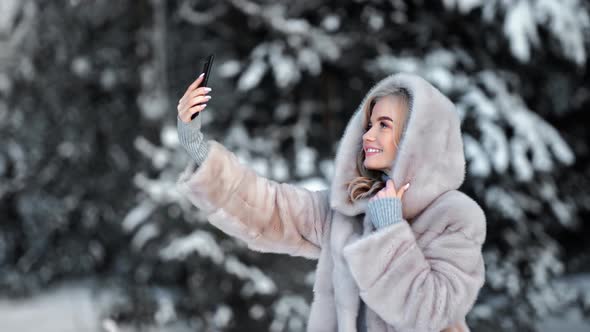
{"left": 365, "top": 151, "right": 381, "bottom": 157}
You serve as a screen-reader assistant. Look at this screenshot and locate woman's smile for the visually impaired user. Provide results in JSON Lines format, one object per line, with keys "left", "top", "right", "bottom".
{"left": 365, "top": 147, "right": 383, "bottom": 157}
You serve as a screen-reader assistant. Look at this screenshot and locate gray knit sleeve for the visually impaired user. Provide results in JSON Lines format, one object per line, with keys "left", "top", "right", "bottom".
{"left": 367, "top": 197, "right": 403, "bottom": 229}
{"left": 177, "top": 115, "right": 209, "bottom": 165}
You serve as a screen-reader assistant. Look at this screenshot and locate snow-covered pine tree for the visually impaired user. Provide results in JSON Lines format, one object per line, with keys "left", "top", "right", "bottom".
{"left": 1, "top": 0, "right": 589, "bottom": 331}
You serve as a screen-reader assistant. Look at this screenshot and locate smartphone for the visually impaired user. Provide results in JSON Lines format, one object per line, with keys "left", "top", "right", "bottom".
{"left": 192, "top": 54, "right": 215, "bottom": 120}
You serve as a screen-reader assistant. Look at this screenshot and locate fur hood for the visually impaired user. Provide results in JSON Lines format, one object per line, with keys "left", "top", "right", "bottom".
{"left": 330, "top": 73, "right": 465, "bottom": 220}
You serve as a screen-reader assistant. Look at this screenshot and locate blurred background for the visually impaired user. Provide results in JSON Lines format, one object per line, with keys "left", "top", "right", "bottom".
{"left": 1, "top": 0, "right": 590, "bottom": 331}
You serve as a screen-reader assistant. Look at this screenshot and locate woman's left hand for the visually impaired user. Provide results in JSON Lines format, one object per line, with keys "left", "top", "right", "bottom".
{"left": 370, "top": 179, "right": 410, "bottom": 202}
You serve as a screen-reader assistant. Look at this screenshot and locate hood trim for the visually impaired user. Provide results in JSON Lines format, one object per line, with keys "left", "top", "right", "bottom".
{"left": 329, "top": 73, "right": 465, "bottom": 219}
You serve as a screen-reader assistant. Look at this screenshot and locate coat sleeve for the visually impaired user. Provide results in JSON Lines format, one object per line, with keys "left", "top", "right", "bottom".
{"left": 342, "top": 198, "right": 486, "bottom": 331}
{"left": 176, "top": 141, "right": 331, "bottom": 259}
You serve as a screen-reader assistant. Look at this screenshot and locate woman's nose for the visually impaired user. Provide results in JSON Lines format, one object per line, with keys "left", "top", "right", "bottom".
{"left": 363, "top": 132, "right": 375, "bottom": 142}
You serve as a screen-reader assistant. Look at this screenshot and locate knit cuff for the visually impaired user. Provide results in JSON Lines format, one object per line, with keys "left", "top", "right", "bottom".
{"left": 367, "top": 197, "right": 403, "bottom": 229}
{"left": 177, "top": 115, "right": 209, "bottom": 165}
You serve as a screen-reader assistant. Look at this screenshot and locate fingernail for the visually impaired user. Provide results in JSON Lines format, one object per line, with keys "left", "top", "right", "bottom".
{"left": 204, "top": 87, "right": 212, "bottom": 92}
{"left": 202, "top": 103, "right": 207, "bottom": 107}
{"left": 405, "top": 183, "right": 410, "bottom": 189}
{"left": 198, "top": 73, "right": 204, "bottom": 77}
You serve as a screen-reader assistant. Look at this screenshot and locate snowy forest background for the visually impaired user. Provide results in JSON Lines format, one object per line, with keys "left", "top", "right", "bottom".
{"left": 1, "top": 0, "right": 589, "bottom": 331}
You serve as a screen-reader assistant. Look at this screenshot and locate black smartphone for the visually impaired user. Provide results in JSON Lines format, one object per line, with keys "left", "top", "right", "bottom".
{"left": 192, "top": 54, "right": 215, "bottom": 120}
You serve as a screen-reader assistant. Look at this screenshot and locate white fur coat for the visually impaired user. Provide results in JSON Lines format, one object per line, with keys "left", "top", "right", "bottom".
{"left": 176, "top": 73, "right": 486, "bottom": 332}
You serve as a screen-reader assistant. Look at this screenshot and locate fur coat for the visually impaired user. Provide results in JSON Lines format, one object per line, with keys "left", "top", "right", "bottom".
{"left": 176, "top": 73, "right": 487, "bottom": 331}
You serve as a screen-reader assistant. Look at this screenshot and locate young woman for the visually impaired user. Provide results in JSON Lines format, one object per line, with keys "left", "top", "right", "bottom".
{"left": 176, "top": 73, "right": 486, "bottom": 332}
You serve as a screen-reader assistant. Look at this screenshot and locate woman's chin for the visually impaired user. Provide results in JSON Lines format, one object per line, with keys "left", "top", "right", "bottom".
{"left": 364, "top": 160, "right": 390, "bottom": 172}
{"left": 364, "top": 160, "right": 380, "bottom": 170}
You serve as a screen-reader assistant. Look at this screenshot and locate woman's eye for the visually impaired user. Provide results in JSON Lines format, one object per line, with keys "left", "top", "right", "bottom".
{"left": 366, "top": 122, "right": 388, "bottom": 131}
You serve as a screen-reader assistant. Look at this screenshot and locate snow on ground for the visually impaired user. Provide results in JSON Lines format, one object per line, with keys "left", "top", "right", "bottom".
{"left": 0, "top": 279, "right": 589, "bottom": 331}
{"left": 0, "top": 281, "right": 193, "bottom": 332}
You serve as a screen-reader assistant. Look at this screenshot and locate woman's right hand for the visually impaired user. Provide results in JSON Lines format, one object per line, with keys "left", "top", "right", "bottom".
{"left": 177, "top": 73, "right": 212, "bottom": 123}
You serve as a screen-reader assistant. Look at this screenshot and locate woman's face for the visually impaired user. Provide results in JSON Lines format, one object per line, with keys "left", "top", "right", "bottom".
{"left": 362, "top": 95, "right": 407, "bottom": 172}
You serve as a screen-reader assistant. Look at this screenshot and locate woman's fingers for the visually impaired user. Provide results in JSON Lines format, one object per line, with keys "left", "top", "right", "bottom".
{"left": 179, "top": 103, "right": 207, "bottom": 123}
{"left": 178, "top": 95, "right": 210, "bottom": 117}
{"left": 183, "top": 87, "right": 212, "bottom": 103}
{"left": 185, "top": 73, "right": 205, "bottom": 94}
{"left": 185, "top": 95, "right": 211, "bottom": 108}
{"left": 397, "top": 183, "right": 410, "bottom": 198}
{"left": 179, "top": 87, "right": 212, "bottom": 107}
{"left": 186, "top": 87, "right": 212, "bottom": 103}
{"left": 179, "top": 73, "right": 211, "bottom": 103}
{"left": 176, "top": 73, "right": 214, "bottom": 123}
{"left": 183, "top": 103, "right": 207, "bottom": 118}
{"left": 371, "top": 180, "right": 410, "bottom": 201}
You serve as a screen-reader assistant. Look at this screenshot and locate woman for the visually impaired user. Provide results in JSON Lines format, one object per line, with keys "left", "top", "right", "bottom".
{"left": 176, "top": 72, "right": 486, "bottom": 332}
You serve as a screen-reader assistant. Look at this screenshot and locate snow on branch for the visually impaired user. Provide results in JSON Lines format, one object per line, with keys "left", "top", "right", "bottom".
{"left": 228, "top": 0, "right": 346, "bottom": 90}
{"left": 160, "top": 231, "right": 278, "bottom": 296}
{"left": 443, "top": 0, "right": 590, "bottom": 65}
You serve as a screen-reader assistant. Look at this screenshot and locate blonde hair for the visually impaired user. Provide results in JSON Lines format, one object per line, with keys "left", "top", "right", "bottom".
{"left": 346, "top": 87, "right": 410, "bottom": 203}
